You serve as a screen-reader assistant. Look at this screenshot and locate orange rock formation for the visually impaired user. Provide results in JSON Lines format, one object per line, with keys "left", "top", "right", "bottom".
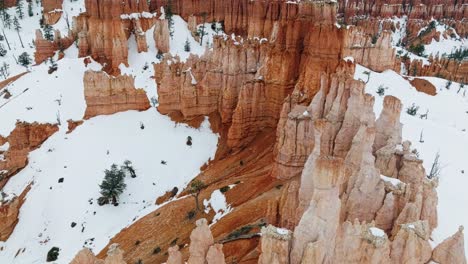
{"left": 83, "top": 70, "right": 150, "bottom": 119}
{"left": 0, "top": 122, "right": 58, "bottom": 188}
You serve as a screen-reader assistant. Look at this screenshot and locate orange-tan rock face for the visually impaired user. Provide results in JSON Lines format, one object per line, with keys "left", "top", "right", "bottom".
{"left": 0, "top": 122, "right": 59, "bottom": 188}
{"left": 42, "top": 0, "right": 64, "bottom": 25}
{"left": 70, "top": 243, "right": 126, "bottom": 264}
{"left": 34, "top": 29, "right": 74, "bottom": 65}
{"left": 432, "top": 226, "right": 467, "bottom": 264}
{"left": 83, "top": 70, "right": 150, "bottom": 119}
{"left": 0, "top": 186, "right": 30, "bottom": 241}
{"left": 86, "top": 1, "right": 466, "bottom": 263}
{"left": 407, "top": 56, "right": 468, "bottom": 84}
{"left": 73, "top": 0, "right": 156, "bottom": 75}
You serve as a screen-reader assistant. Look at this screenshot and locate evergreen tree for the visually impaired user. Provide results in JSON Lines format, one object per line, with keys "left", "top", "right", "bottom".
{"left": 184, "top": 38, "right": 191, "bottom": 52}
{"left": 165, "top": 0, "right": 174, "bottom": 38}
{"left": 99, "top": 164, "right": 127, "bottom": 205}
{"left": 0, "top": 43, "right": 6, "bottom": 57}
{"left": 0, "top": 0, "right": 5, "bottom": 21}
{"left": 15, "top": 0, "right": 24, "bottom": 19}
{"left": 0, "top": 62, "right": 9, "bottom": 79}
{"left": 43, "top": 24, "right": 54, "bottom": 41}
{"left": 13, "top": 16, "right": 23, "bottom": 48}
{"left": 189, "top": 180, "right": 206, "bottom": 211}
{"left": 18, "top": 52, "right": 31, "bottom": 67}
{"left": 27, "top": 1, "right": 33, "bottom": 17}
{"left": 4, "top": 12, "right": 12, "bottom": 29}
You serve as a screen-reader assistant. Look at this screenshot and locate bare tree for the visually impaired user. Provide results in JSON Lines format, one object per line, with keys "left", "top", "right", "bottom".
{"left": 427, "top": 152, "right": 441, "bottom": 179}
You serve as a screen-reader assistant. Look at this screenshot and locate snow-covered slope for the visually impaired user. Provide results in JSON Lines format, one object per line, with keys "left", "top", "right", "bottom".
{"left": 355, "top": 65, "right": 468, "bottom": 254}
{"left": 0, "top": 4, "right": 220, "bottom": 262}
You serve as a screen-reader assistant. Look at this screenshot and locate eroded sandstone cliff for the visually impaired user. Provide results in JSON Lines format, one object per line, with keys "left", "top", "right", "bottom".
{"left": 0, "top": 122, "right": 58, "bottom": 188}
{"left": 83, "top": 70, "right": 150, "bottom": 119}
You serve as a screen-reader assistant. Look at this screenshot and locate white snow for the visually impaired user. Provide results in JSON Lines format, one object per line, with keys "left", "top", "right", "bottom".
{"left": 203, "top": 190, "right": 232, "bottom": 225}
{"left": 0, "top": 10, "right": 221, "bottom": 264}
{"left": 0, "top": 49, "right": 102, "bottom": 137}
{"left": 355, "top": 64, "right": 468, "bottom": 255}
{"left": 276, "top": 227, "right": 290, "bottom": 236}
{"left": 380, "top": 175, "right": 403, "bottom": 187}
{"left": 0, "top": 110, "right": 218, "bottom": 263}
{"left": 343, "top": 56, "right": 354, "bottom": 63}
{"left": 369, "top": 227, "right": 386, "bottom": 237}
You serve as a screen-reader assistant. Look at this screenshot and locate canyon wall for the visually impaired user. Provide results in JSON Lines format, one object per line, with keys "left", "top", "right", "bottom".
{"left": 42, "top": 0, "right": 64, "bottom": 25}
{"left": 34, "top": 29, "right": 74, "bottom": 65}
{"left": 407, "top": 56, "right": 468, "bottom": 84}
{"left": 0, "top": 186, "right": 30, "bottom": 241}
{"left": 0, "top": 122, "right": 58, "bottom": 188}
{"left": 73, "top": 0, "right": 156, "bottom": 75}
{"left": 83, "top": 70, "right": 150, "bottom": 119}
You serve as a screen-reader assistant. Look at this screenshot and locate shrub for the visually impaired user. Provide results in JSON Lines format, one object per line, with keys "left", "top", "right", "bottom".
{"left": 187, "top": 210, "right": 196, "bottom": 220}
{"left": 408, "top": 44, "right": 425, "bottom": 57}
{"left": 46, "top": 247, "right": 60, "bottom": 262}
{"left": 219, "top": 186, "right": 230, "bottom": 193}
{"left": 184, "top": 38, "right": 191, "bottom": 52}
{"left": 376, "top": 85, "right": 387, "bottom": 96}
{"left": 406, "top": 103, "right": 419, "bottom": 116}
{"left": 227, "top": 226, "right": 253, "bottom": 240}
{"left": 152, "top": 247, "right": 161, "bottom": 254}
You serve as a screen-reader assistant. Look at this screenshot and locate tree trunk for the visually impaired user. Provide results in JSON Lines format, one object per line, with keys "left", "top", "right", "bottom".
{"left": 112, "top": 195, "right": 117, "bottom": 205}
{"left": 17, "top": 31, "right": 24, "bottom": 48}
{"left": 195, "top": 194, "right": 200, "bottom": 211}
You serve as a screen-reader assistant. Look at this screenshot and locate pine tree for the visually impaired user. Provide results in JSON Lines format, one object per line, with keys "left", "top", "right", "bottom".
{"left": 165, "top": 0, "right": 174, "bottom": 38}
{"left": 189, "top": 180, "right": 206, "bottom": 211}
{"left": 13, "top": 16, "right": 23, "bottom": 48}
{"left": 4, "top": 12, "right": 12, "bottom": 29}
{"left": 0, "top": 43, "right": 6, "bottom": 57}
{"left": 99, "top": 164, "right": 127, "bottom": 205}
{"left": 43, "top": 24, "right": 54, "bottom": 41}
{"left": 18, "top": 52, "right": 31, "bottom": 67}
{"left": 184, "top": 38, "right": 191, "bottom": 52}
{"left": 27, "top": 1, "right": 33, "bottom": 17}
{"left": 15, "top": 0, "right": 24, "bottom": 19}
{"left": 0, "top": 62, "right": 9, "bottom": 79}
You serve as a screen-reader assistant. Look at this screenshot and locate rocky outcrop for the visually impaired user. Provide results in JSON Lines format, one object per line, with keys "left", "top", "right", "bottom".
{"left": 166, "top": 246, "right": 183, "bottom": 264}
{"left": 339, "top": 0, "right": 467, "bottom": 22}
{"left": 154, "top": 19, "right": 170, "bottom": 53}
{"left": 0, "top": 122, "right": 59, "bottom": 188}
{"left": 70, "top": 243, "right": 126, "bottom": 264}
{"left": 73, "top": 0, "right": 156, "bottom": 75}
{"left": 188, "top": 218, "right": 215, "bottom": 264}
{"left": 407, "top": 56, "right": 468, "bottom": 84}
{"left": 42, "top": 0, "right": 64, "bottom": 25}
{"left": 409, "top": 77, "right": 437, "bottom": 96}
{"left": 0, "top": 186, "right": 30, "bottom": 241}
{"left": 432, "top": 226, "right": 467, "bottom": 264}
{"left": 83, "top": 70, "right": 150, "bottom": 119}
{"left": 159, "top": 218, "right": 226, "bottom": 264}
{"left": 343, "top": 28, "right": 400, "bottom": 72}
{"left": 34, "top": 29, "right": 74, "bottom": 65}
{"left": 258, "top": 225, "right": 292, "bottom": 264}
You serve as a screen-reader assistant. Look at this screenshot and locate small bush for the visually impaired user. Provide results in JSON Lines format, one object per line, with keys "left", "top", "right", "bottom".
{"left": 46, "top": 247, "right": 60, "bottom": 262}
{"left": 376, "top": 85, "right": 387, "bottom": 96}
{"left": 152, "top": 247, "right": 161, "bottom": 254}
{"left": 406, "top": 103, "right": 419, "bottom": 116}
{"left": 408, "top": 44, "right": 425, "bottom": 57}
{"left": 187, "top": 210, "right": 196, "bottom": 220}
{"left": 227, "top": 226, "right": 253, "bottom": 240}
{"left": 219, "top": 186, "right": 230, "bottom": 193}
